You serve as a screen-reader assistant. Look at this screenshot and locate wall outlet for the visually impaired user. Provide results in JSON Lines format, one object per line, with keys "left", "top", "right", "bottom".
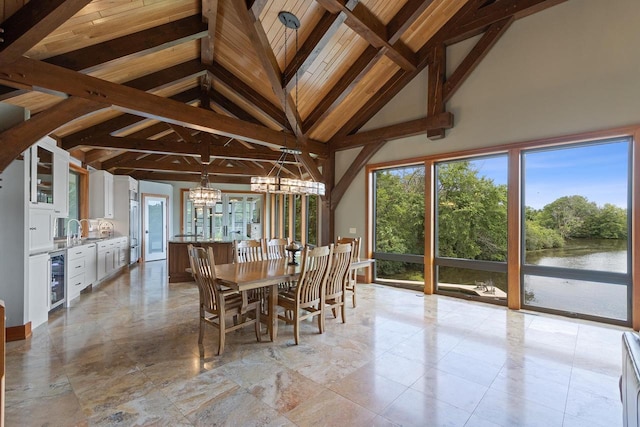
{"left": 349, "top": 228, "right": 357, "bottom": 234}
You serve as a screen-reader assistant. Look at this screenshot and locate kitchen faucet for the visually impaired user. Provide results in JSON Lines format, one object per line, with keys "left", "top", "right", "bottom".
{"left": 66, "top": 218, "right": 82, "bottom": 243}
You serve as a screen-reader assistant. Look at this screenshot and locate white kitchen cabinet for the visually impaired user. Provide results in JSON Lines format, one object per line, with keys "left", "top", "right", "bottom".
{"left": 28, "top": 253, "right": 49, "bottom": 330}
{"left": 66, "top": 243, "right": 97, "bottom": 302}
{"left": 52, "top": 148, "right": 69, "bottom": 217}
{"left": 89, "top": 170, "right": 114, "bottom": 219}
{"left": 28, "top": 137, "right": 69, "bottom": 216}
{"left": 29, "top": 209, "right": 54, "bottom": 252}
{"left": 97, "top": 239, "right": 116, "bottom": 281}
{"left": 84, "top": 243, "right": 97, "bottom": 286}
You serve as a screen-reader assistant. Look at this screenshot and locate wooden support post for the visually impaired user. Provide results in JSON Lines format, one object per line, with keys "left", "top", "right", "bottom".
{"left": 427, "top": 44, "right": 447, "bottom": 140}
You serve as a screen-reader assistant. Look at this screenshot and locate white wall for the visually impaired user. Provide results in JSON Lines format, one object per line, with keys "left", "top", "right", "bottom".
{"left": 335, "top": 0, "right": 640, "bottom": 242}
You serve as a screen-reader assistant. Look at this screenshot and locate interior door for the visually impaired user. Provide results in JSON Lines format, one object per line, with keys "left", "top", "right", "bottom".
{"left": 143, "top": 195, "right": 167, "bottom": 262}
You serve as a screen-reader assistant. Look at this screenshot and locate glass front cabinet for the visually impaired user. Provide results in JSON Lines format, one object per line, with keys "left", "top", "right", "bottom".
{"left": 28, "top": 137, "right": 69, "bottom": 217}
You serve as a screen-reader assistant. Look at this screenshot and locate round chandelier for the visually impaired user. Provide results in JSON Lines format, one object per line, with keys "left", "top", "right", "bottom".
{"left": 250, "top": 11, "right": 325, "bottom": 197}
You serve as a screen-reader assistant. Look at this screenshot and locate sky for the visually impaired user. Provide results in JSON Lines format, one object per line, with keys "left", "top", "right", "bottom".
{"left": 469, "top": 138, "right": 630, "bottom": 210}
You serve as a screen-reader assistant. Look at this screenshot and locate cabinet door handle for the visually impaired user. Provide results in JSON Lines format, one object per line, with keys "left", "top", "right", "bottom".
{"left": 75, "top": 265, "right": 82, "bottom": 269}
{"left": 29, "top": 227, "right": 36, "bottom": 231}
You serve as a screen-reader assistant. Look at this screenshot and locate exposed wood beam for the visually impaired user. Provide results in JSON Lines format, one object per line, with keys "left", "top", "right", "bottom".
{"left": 208, "top": 62, "right": 288, "bottom": 130}
{"left": 315, "top": 0, "right": 417, "bottom": 71}
{"left": 207, "top": 89, "right": 264, "bottom": 126}
{"left": 331, "top": 114, "right": 453, "bottom": 151}
{"left": 0, "top": 0, "right": 93, "bottom": 64}
{"left": 296, "top": 152, "right": 323, "bottom": 184}
{"left": 303, "top": 46, "right": 380, "bottom": 135}
{"left": 387, "top": 0, "right": 436, "bottom": 44}
{"left": 443, "top": 16, "right": 514, "bottom": 103}
{"left": 448, "top": 0, "right": 567, "bottom": 43}
{"left": 101, "top": 151, "right": 147, "bottom": 170}
{"left": 77, "top": 135, "right": 286, "bottom": 161}
{"left": 113, "top": 159, "right": 268, "bottom": 175}
{"left": 231, "top": 1, "right": 301, "bottom": 136}
{"left": 0, "top": 97, "right": 106, "bottom": 172}
{"left": 427, "top": 44, "right": 446, "bottom": 140}
{"left": 62, "top": 88, "right": 200, "bottom": 150}
{"left": 200, "top": 0, "right": 219, "bottom": 65}
{"left": 125, "top": 170, "right": 251, "bottom": 185}
{"left": 170, "top": 124, "right": 198, "bottom": 143}
{"left": 84, "top": 149, "right": 122, "bottom": 165}
{"left": 0, "top": 57, "right": 328, "bottom": 156}
{"left": 283, "top": 11, "right": 346, "bottom": 90}
{"left": 330, "top": 141, "right": 385, "bottom": 210}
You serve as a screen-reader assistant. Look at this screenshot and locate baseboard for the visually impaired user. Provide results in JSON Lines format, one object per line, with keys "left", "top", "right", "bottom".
{"left": 6, "top": 322, "right": 31, "bottom": 342}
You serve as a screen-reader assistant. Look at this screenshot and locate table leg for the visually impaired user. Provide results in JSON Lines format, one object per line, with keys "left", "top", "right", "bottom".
{"left": 269, "top": 284, "right": 278, "bottom": 341}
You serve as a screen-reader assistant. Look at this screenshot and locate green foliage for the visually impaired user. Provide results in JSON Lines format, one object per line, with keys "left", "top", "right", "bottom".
{"left": 436, "top": 161, "right": 507, "bottom": 261}
{"left": 525, "top": 220, "right": 564, "bottom": 250}
{"left": 374, "top": 161, "right": 627, "bottom": 278}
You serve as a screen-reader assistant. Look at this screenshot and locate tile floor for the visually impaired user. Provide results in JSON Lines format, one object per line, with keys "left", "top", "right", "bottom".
{"left": 6, "top": 261, "right": 628, "bottom": 426}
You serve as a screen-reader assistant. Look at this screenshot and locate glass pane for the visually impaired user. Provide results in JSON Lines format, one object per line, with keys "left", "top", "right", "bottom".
{"left": 57, "top": 171, "right": 80, "bottom": 238}
{"left": 437, "top": 266, "right": 507, "bottom": 301}
{"left": 436, "top": 156, "right": 507, "bottom": 261}
{"left": 148, "top": 200, "right": 164, "bottom": 253}
{"left": 36, "top": 146, "right": 53, "bottom": 204}
{"left": 374, "top": 165, "right": 425, "bottom": 256}
{"left": 375, "top": 260, "right": 424, "bottom": 285}
{"left": 294, "top": 195, "right": 302, "bottom": 242}
{"left": 523, "top": 275, "right": 628, "bottom": 321}
{"left": 523, "top": 140, "right": 629, "bottom": 272}
{"left": 308, "top": 195, "right": 318, "bottom": 245}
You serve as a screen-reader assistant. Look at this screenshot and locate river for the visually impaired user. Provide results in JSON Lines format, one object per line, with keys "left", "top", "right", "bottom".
{"left": 524, "top": 239, "right": 629, "bottom": 321}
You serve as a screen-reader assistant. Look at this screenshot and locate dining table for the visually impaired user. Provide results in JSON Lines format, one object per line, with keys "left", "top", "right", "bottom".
{"left": 214, "top": 258, "right": 301, "bottom": 341}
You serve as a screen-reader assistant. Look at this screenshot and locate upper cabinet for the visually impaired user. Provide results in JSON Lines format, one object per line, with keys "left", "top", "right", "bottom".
{"left": 28, "top": 137, "right": 69, "bottom": 217}
{"left": 89, "top": 170, "right": 114, "bottom": 219}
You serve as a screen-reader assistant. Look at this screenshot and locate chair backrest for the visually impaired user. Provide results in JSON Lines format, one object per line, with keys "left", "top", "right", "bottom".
{"left": 264, "top": 237, "right": 288, "bottom": 260}
{"left": 326, "top": 243, "right": 352, "bottom": 297}
{"left": 337, "top": 236, "right": 361, "bottom": 262}
{"left": 189, "top": 245, "right": 221, "bottom": 312}
{"left": 234, "top": 239, "right": 264, "bottom": 263}
{"left": 296, "top": 245, "right": 333, "bottom": 305}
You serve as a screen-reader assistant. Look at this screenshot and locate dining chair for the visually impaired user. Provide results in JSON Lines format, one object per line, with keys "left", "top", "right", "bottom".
{"left": 324, "top": 243, "right": 352, "bottom": 325}
{"left": 234, "top": 239, "right": 264, "bottom": 263}
{"left": 277, "top": 245, "right": 333, "bottom": 345}
{"left": 264, "top": 237, "right": 289, "bottom": 260}
{"left": 337, "top": 236, "right": 361, "bottom": 307}
{"left": 189, "top": 245, "right": 261, "bottom": 355}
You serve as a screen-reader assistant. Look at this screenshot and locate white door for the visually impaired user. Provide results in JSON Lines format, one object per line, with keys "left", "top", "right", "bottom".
{"left": 143, "top": 195, "right": 167, "bottom": 261}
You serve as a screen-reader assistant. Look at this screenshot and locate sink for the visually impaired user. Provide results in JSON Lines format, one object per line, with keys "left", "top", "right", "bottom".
{"left": 82, "top": 237, "right": 104, "bottom": 242}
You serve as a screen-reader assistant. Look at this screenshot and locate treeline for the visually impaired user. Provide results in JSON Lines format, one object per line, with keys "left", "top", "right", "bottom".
{"left": 375, "top": 162, "right": 627, "bottom": 276}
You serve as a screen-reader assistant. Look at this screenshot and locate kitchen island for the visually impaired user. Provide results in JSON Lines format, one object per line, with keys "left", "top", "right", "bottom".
{"left": 168, "top": 238, "right": 234, "bottom": 283}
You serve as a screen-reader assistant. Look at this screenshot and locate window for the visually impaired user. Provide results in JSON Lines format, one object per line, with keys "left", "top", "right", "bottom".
{"left": 373, "top": 165, "right": 425, "bottom": 289}
{"left": 56, "top": 169, "right": 81, "bottom": 238}
{"left": 521, "top": 138, "right": 631, "bottom": 321}
{"left": 434, "top": 155, "right": 508, "bottom": 302}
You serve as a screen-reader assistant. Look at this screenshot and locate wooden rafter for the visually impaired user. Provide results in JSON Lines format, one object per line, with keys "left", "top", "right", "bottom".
{"left": 0, "top": 0, "right": 93, "bottom": 63}
{"left": 0, "top": 57, "right": 328, "bottom": 155}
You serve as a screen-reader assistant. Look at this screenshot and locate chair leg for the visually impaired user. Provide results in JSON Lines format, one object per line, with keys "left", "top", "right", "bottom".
{"left": 352, "top": 282, "right": 357, "bottom": 308}
{"left": 254, "top": 306, "right": 262, "bottom": 342}
{"left": 218, "top": 315, "right": 226, "bottom": 356}
{"left": 332, "top": 306, "right": 337, "bottom": 318}
{"left": 341, "top": 300, "right": 346, "bottom": 324}
{"left": 293, "top": 316, "right": 300, "bottom": 345}
{"left": 198, "top": 318, "right": 205, "bottom": 344}
{"left": 319, "top": 306, "right": 325, "bottom": 334}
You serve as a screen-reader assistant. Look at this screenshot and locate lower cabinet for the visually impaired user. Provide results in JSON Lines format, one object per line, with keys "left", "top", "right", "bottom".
{"left": 66, "top": 243, "right": 97, "bottom": 302}
{"left": 97, "top": 237, "right": 128, "bottom": 281}
{"left": 28, "top": 253, "right": 49, "bottom": 329}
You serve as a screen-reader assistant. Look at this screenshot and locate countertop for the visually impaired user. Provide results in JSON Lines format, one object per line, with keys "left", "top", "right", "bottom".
{"left": 169, "top": 237, "right": 233, "bottom": 244}
{"left": 30, "top": 236, "right": 126, "bottom": 256}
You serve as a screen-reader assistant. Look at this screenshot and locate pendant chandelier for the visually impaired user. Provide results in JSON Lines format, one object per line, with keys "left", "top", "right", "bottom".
{"left": 189, "top": 170, "right": 221, "bottom": 207}
{"left": 250, "top": 11, "right": 325, "bottom": 197}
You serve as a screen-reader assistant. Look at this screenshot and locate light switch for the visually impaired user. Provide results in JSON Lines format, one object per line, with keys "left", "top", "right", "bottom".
{"left": 349, "top": 228, "right": 356, "bottom": 234}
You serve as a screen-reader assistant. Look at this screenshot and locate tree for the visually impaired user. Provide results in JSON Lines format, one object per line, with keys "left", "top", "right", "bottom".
{"left": 436, "top": 161, "right": 507, "bottom": 261}
{"left": 538, "top": 195, "right": 598, "bottom": 239}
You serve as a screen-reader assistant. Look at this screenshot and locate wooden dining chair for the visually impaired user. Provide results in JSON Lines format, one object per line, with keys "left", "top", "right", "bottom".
{"left": 324, "top": 243, "right": 352, "bottom": 325}
{"left": 189, "top": 245, "right": 261, "bottom": 355}
{"left": 264, "top": 237, "right": 289, "bottom": 260}
{"left": 277, "top": 245, "right": 333, "bottom": 345}
{"left": 337, "top": 236, "right": 361, "bottom": 307}
{"left": 234, "top": 239, "right": 264, "bottom": 263}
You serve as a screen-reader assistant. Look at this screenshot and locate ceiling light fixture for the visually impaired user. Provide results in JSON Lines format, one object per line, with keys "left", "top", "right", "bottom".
{"left": 189, "top": 168, "right": 221, "bottom": 207}
{"left": 250, "top": 11, "right": 325, "bottom": 197}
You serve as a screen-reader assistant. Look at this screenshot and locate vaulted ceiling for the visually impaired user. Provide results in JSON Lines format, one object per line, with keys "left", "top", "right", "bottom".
{"left": 0, "top": 0, "right": 565, "bottom": 186}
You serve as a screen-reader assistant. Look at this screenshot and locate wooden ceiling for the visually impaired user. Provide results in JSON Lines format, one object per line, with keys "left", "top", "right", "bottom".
{"left": 0, "top": 0, "right": 565, "bottom": 185}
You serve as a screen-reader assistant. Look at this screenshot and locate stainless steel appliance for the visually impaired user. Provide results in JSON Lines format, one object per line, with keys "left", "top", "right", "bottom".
{"left": 49, "top": 250, "right": 65, "bottom": 310}
{"left": 129, "top": 199, "right": 139, "bottom": 264}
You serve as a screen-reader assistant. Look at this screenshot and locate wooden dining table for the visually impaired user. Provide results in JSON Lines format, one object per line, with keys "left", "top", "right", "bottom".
{"left": 214, "top": 259, "right": 300, "bottom": 341}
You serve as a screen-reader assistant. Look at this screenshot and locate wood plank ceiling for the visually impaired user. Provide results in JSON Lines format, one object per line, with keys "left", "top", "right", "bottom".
{"left": 0, "top": 0, "right": 566, "bottom": 186}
